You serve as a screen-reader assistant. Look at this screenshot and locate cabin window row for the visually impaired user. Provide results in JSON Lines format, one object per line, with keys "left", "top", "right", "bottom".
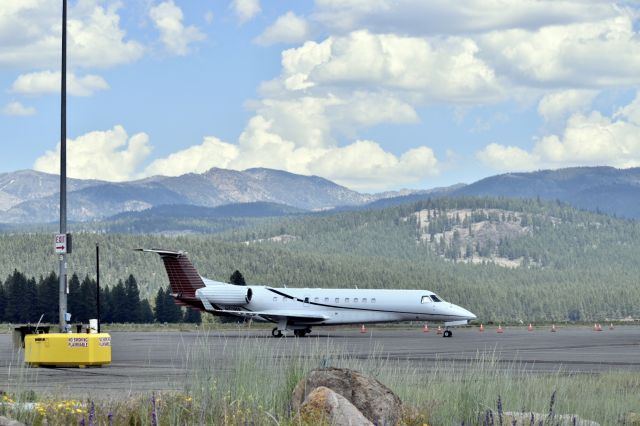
{"left": 271, "top": 297, "right": 377, "bottom": 304}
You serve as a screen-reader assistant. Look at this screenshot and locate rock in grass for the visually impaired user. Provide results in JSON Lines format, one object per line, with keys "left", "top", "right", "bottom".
{"left": 291, "top": 367, "right": 402, "bottom": 426}
{"left": 626, "top": 412, "right": 640, "bottom": 425}
{"left": 0, "top": 416, "right": 25, "bottom": 426}
{"left": 300, "top": 386, "right": 373, "bottom": 426}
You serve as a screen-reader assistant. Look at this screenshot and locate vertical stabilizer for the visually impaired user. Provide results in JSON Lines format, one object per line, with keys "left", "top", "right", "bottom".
{"left": 135, "top": 249, "right": 205, "bottom": 308}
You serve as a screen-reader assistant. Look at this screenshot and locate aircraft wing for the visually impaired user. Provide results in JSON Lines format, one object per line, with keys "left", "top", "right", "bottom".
{"left": 213, "top": 309, "right": 329, "bottom": 323}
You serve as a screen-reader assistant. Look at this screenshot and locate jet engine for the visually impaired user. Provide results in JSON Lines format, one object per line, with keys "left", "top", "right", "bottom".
{"left": 196, "top": 285, "right": 252, "bottom": 306}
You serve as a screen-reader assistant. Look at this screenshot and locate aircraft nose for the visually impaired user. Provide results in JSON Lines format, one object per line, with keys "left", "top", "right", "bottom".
{"left": 458, "top": 306, "right": 477, "bottom": 320}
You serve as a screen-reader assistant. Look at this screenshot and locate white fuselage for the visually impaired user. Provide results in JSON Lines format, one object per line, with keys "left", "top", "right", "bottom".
{"left": 199, "top": 279, "right": 476, "bottom": 326}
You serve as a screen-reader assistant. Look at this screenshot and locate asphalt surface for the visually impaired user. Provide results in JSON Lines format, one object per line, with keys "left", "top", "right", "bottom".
{"left": 1, "top": 325, "right": 639, "bottom": 399}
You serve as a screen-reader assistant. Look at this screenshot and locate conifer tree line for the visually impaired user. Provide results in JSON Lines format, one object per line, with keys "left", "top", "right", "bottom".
{"left": 0, "top": 270, "right": 200, "bottom": 324}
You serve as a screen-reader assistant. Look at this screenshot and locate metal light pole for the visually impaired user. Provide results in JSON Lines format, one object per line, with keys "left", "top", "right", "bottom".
{"left": 96, "top": 243, "right": 101, "bottom": 333}
{"left": 58, "top": 0, "right": 68, "bottom": 332}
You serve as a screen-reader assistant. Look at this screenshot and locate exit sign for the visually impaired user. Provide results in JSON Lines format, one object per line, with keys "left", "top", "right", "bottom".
{"left": 54, "top": 233, "right": 72, "bottom": 254}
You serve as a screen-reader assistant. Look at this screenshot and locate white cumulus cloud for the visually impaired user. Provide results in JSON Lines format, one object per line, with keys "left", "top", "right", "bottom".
{"left": 150, "top": 0, "right": 205, "bottom": 56}
{"left": 12, "top": 70, "right": 109, "bottom": 96}
{"left": 2, "top": 101, "right": 36, "bottom": 116}
{"left": 33, "top": 125, "right": 152, "bottom": 182}
{"left": 254, "top": 12, "right": 311, "bottom": 46}
{"left": 538, "top": 89, "right": 598, "bottom": 122}
{"left": 231, "top": 0, "right": 261, "bottom": 24}
{"left": 313, "top": 0, "right": 618, "bottom": 35}
{"left": 309, "top": 141, "right": 439, "bottom": 190}
{"left": 0, "top": 0, "right": 144, "bottom": 69}
{"left": 479, "top": 16, "right": 640, "bottom": 88}
{"left": 275, "top": 31, "right": 503, "bottom": 104}
{"left": 478, "top": 92, "right": 640, "bottom": 172}
{"left": 144, "top": 136, "right": 239, "bottom": 177}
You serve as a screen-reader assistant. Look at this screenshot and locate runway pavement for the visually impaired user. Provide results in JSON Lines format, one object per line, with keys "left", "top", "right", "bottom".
{"left": 1, "top": 325, "right": 639, "bottom": 399}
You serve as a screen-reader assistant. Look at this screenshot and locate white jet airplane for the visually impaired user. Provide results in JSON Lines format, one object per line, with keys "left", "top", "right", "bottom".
{"left": 137, "top": 248, "right": 476, "bottom": 337}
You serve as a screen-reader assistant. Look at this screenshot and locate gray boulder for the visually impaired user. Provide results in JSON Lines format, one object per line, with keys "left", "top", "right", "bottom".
{"left": 299, "top": 386, "right": 373, "bottom": 426}
{"left": 291, "top": 367, "right": 402, "bottom": 426}
{"left": 0, "top": 416, "right": 25, "bottom": 426}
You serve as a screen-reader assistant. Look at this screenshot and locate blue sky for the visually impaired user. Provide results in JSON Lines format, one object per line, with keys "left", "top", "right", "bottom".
{"left": 1, "top": 1, "right": 639, "bottom": 192}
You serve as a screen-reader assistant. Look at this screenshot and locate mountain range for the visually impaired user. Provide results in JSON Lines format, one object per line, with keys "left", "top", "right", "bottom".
{"left": 0, "top": 168, "right": 393, "bottom": 223}
{"left": 2, "top": 166, "right": 640, "bottom": 224}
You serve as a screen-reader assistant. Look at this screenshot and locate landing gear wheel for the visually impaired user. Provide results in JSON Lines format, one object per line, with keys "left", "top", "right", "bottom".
{"left": 294, "top": 328, "right": 311, "bottom": 337}
{"left": 443, "top": 330, "right": 452, "bottom": 338}
{"left": 272, "top": 327, "right": 283, "bottom": 338}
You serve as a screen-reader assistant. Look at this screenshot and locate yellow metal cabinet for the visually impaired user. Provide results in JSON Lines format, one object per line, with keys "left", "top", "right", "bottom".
{"left": 24, "top": 333, "right": 112, "bottom": 367}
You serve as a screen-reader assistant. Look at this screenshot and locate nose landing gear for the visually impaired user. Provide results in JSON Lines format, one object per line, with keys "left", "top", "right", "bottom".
{"left": 271, "top": 327, "right": 312, "bottom": 337}
{"left": 442, "top": 329, "right": 452, "bottom": 338}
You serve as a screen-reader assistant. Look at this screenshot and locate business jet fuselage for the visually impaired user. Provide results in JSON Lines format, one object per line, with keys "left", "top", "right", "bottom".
{"left": 138, "top": 249, "right": 477, "bottom": 337}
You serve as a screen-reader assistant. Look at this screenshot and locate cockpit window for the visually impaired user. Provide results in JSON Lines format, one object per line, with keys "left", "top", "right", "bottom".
{"left": 421, "top": 296, "right": 432, "bottom": 304}
{"left": 430, "top": 295, "right": 442, "bottom": 302}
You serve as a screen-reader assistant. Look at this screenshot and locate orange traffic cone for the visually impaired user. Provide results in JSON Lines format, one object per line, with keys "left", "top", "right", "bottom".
{"left": 497, "top": 325, "right": 504, "bottom": 334}
{"left": 551, "top": 324, "right": 557, "bottom": 332}
{"left": 360, "top": 324, "right": 367, "bottom": 333}
{"left": 593, "top": 323, "right": 598, "bottom": 331}
{"left": 423, "top": 324, "right": 429, "bottom": 333}
{"left": 479, "top": 324, "right": 484, "bottom": 332}
{"left": 528, "top": 323, "right": 533, "bottom": 331}
{"left": 436, "top": 325, "right": 443, "bottom": 335}
{"left": 597, "top": 323, "right": 603, "bottom": 332}
{"left": 609, "top": 323, "right": 614, "bottom": 330}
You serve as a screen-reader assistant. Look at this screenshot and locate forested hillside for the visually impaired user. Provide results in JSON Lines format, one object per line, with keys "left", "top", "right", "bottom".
{"left": 1, "top": 197, "right": 639, "bottom": 322}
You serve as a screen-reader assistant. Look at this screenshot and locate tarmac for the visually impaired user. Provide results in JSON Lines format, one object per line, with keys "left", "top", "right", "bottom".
{"left": 1, "top": 325, "right": 639, "bottom": 399}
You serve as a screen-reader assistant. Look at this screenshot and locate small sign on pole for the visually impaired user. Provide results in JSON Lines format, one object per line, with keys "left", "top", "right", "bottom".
{"left": 54, "top": 233, "right": 72, "bottom": 254}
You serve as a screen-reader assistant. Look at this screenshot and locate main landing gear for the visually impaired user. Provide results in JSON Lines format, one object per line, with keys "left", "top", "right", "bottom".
{"left": 271, "top": 327, "right": 312, "bottom": 338}
{"left": 442, "top": 329, "right": 453, "bottom": 338}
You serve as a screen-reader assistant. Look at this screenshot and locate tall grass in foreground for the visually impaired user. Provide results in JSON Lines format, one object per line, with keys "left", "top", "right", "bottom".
{"left": 176, "top": 331, "right": 639, "bottom": 424}
{"left": 4, "top": 331, "right": 640, "bottom": 425}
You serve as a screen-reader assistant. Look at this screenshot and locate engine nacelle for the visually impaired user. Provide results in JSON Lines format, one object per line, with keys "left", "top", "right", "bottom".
{"left": 196, "top": 285, "right": 252, "bottom": 306}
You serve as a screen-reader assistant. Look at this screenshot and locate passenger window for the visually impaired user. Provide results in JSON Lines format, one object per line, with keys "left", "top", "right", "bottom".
{"left": 335, "top": 298, "right": 339, "bottom": 303}
{"left": 273, "top": 297, "right": 278, "bottom": 302}
{"left": 421, "top": 296, "right": 431, "bottom": 304}
{"left": 325, "top": 297, "right": 329, "bottom": 303}
{"left": 354, "top": 298, "right": 359, "bottom": 303}
{"left": 345, "top": 298, "right": 350, "bottom": 303}
{"left": 371, "top": 298, "right": 376, "bottom": 304}
{"left": 362, "top": 298, "right": 367, "bottom": 303}
{"left": 430, "top": 295, "right": 442, "bottom": 302}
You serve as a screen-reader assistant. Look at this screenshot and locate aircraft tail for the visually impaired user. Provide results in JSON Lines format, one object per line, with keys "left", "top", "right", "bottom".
{"left": 135, "top": 248, "right": 205, "bottom": 309}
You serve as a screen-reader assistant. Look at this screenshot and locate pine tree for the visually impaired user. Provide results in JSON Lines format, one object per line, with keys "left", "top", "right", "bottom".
{"left": 0, "top": 281, "right": 5, "bottom": 322}
{"left": 111, "top": 280, "right": 127, "bottom": 323}
{"left": 37, "top": 272, "right": 58, "bottom": 324}
{"left": 5, "top": 270, "right": 30, "bottom": 323}
{"left": 229, "top": 270, "right": 246, "bottom": 286}
{"left": 25, "top": 277, "right": 38, "bottom": 322}
{"left": 79, "top": 275, "right": 97, "bottom": 322}
{"left": 125, "top": 274, "right": 141, "bottom": 323}
{"left": 67, "top": 274, "right": 81, "bottom": 324}
{"left": 139, "top": 300, "right": 155, "bottom": 323}
{"left": 101, "top": 286, "right": 113, "bottom": 323}
{"left": 163, "top": 290, "right": 183, "bottom": 323}
{"left": 184, "top": 307, "right": 202, "bottom": 324}
{"left": 155, "top": 287, "right": 165, "bottom": 323}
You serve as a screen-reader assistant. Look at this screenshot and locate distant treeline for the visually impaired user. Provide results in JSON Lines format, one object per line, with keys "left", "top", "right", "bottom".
{"left": 0, "top": 270, "right": 201, "bottom": 325}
